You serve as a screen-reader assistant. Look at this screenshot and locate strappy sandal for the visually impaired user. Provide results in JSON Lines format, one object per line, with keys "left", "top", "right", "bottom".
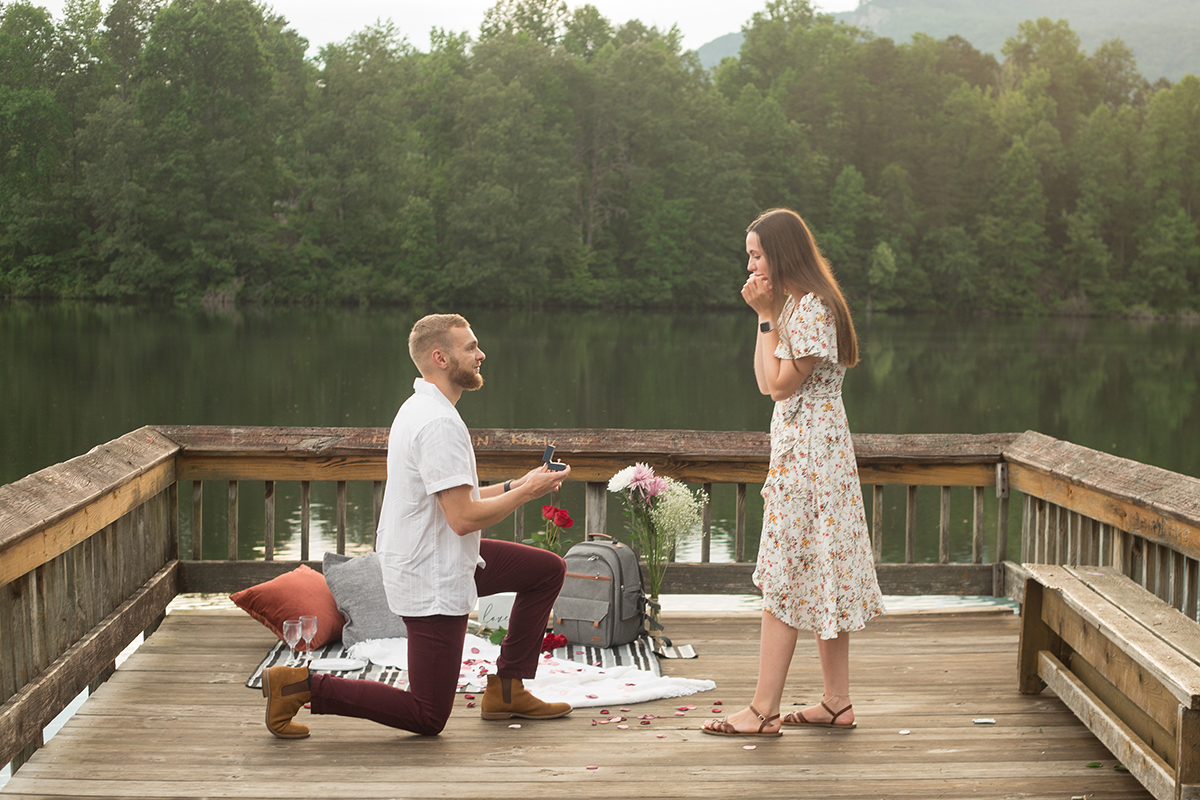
{"left": 781, "top": 697, "right": 857, "bottom": 729}
{"left": 701, "top": 704, "right": 782, "bottom": 737}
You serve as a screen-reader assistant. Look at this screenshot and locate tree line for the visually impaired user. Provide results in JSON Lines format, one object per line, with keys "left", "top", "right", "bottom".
{"left": 1, "top": 0, "right": 1198, "bottom": 313}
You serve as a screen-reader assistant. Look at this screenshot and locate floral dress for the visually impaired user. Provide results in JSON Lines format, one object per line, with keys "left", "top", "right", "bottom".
{"left": 752, "top": 293, "right": 885, "bottom": 639}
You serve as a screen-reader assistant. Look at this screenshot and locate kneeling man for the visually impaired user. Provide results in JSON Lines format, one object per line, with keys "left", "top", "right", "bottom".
{"left": 263, "top": 313, "right": 571, "bottom": 738}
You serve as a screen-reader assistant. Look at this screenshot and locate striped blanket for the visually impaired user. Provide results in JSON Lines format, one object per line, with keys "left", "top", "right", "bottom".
{"left": 248, "top": 635, "right": 660, "bottom": 690}
{"left": 247, "top": 634, "right": 715, "bottom": 708}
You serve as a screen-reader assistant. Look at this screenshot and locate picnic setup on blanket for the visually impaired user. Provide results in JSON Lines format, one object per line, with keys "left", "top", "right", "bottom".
{"left": 230, "top": 550, "right": 713, "bottom": 711}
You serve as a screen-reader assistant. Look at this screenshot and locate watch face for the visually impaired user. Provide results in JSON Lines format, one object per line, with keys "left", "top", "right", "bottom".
{"left": 760, "top": 321, "right": 770, "bottom": 332}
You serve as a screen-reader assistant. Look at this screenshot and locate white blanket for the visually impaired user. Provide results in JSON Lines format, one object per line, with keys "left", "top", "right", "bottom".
{"left": 348, "top": 634, "right": 715, "bottom": 709}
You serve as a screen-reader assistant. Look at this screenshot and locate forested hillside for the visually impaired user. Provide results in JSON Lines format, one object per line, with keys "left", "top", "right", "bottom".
{"left": 1, "top": 0, "right": 1198, "bottom": 314}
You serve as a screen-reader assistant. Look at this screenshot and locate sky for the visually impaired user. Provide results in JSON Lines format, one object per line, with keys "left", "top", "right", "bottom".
{"left": 42, "top": 0, "right": 861, "bottom": 55}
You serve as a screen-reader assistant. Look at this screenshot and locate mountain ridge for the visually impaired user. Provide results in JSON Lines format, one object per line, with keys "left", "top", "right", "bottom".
{"left": 696, "top": 0, "right": 1200, "bottom": 81}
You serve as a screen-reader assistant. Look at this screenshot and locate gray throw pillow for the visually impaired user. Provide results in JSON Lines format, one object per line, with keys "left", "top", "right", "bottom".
{"left": 322, "top": 552, "right": 407, "bottom": 647}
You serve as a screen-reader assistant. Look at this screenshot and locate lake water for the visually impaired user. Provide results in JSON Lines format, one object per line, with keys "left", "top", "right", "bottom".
{"left": 4, "top": 302, "right": 1199, "bottom": 563}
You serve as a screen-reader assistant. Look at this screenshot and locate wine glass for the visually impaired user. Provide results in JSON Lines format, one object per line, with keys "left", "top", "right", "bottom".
{"left": 299, "top": 615, "right": 318, "bottom": 664}
{"left": 282, "top": 619, "right": 302, "bottom": 667}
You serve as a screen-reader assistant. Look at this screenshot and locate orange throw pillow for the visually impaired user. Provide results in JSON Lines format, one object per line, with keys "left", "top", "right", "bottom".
{"left": 229, "top": 565, "right": 344, "bottom": 648}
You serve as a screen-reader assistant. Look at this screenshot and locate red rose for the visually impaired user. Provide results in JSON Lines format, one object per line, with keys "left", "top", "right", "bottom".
{"left": 541, "top": 633, "right": 568, "bottom": 652}
{"left": 553, "top": 509, "right": 573, "bottom": 529}
{"left": 542, "top": 504, "right": 556, "bottom": 521}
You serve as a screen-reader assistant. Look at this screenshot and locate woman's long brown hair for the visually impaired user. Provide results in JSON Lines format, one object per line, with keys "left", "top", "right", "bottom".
{"left": 747, "top": 208, "right": 859, "bottom": 367}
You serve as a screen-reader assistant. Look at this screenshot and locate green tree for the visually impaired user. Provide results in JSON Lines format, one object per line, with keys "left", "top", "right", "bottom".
{"left": 0, "top": 2, "right": 70, "bottom": 294}
{"left": 821, "top": 165, "right": 880, "bottom": 300}
{"left": 1142, "top": 76, "right": 1200, "bottom": 226}
{"left": 919, "top": 225, "right": 980, "bottom": 309}
{"left": 1002, "top": 18, "right": 1099, "bottom": 145}
{"left": 1130, "top": 203, "right": 1199, "bottom": 311}
{"left": 283, "top": 23, "right": 426, "bottom": 303}
{"left": 867, "top": 240, "right": 897, "bottom": 310}
{"left": 1071, "top": 103, "right": 1145, "bottom": 296}
{"left": 103, "top": 0, "right": 280, "bottom": 299}
{"left": 976, "top": 138, "right": 1047, "bottom": 310}
{"left": 1090, "top": 38, "right": 1150, "bottom": 111}
{"left": 479, "top": 0, "right": 568, "bottom": 47}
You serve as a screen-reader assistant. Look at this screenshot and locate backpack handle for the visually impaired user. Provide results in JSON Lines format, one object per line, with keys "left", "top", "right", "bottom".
{"left": 585, "top": 532, "right": 613, "bottom": 542}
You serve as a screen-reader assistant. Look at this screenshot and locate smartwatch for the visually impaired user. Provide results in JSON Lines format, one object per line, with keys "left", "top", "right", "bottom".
{"left": 759, "top": 320, "right": 772, "bottom": 333}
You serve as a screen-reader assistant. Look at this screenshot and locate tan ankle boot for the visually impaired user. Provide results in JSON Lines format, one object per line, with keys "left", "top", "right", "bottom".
{"left": 262, "top": 665, "right": 311, "bottom": 739}
{"left": 480, "top": 675, "right": 572, "bottom": 720}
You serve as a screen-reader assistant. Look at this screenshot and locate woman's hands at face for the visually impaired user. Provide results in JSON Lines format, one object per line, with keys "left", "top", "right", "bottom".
{"left": 741, "top": 273, "right": 773, "bottom": 316}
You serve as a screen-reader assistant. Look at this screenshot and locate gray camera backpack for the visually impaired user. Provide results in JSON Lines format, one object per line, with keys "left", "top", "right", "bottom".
{"left": 552, "top": 534, "right": 650, "bottom": 648}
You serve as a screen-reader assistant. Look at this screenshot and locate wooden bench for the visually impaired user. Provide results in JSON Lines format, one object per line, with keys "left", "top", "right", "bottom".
{"left": 1019, "top": 564, "right": 1200, "bottom": 800}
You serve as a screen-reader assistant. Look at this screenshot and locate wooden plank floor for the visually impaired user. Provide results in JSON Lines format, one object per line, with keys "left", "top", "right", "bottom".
{"left": 3, "top": 607, "right": 1154, "bottom": 799}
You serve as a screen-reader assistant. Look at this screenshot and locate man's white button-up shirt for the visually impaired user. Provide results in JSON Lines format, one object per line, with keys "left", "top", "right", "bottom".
{"left": 376, "top": 378, "right": 483, "bottom": 617}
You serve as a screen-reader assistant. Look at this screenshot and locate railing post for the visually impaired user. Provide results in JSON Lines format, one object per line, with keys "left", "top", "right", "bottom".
{"left": 585, "top": 481, "right": 607, "bottom": 536}
{"left": 1184, "top": 557, "right": 1199, "bottom": 621}
{"left": 939, "top": 486, "right": 951, "bottom": 564}
{"left": 872, "top": 485, "right": 884, "bottom": 563}
{"left": 264, "top": 481, "right": 275, "bottom": 561}
{"left": 1170, "top": 551, "right": 1186, "bottom": 611}
{"left": 973, "top": 486, "right": 985, "bottom": 564}
{"left": 995, "top": 462, "right": 1009, "bottom": 567}
{"left": 300, "top": 481, "right": 311, "bottom": 562}
{"left": 735, "top": 483, "right": 746, "bottom": 563}
{"left": 701, "top": 483, "right": 712, "bottom": 564}
{"left": 227, "top": 481, "right": 238, "bottom": 561}
{"left": 905, "top": 485, "right": 917, "bottom": 564}
{"left": 336, "top": 481, "right": 347, "bottom": 555}
{"left": 373, "top": 481, "right": 383, "bottom": 548}
{"left": 168, "top": 480, "right": 179, "bottom": 562}
{"left": 191, "top": 481, "right": 203, "bottom": 560}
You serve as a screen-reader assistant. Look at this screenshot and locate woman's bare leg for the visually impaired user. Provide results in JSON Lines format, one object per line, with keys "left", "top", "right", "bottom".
{"left": 702, "top": 610, "right": 796, "bottom": 733}
{"left": 786, "top": 632, "right": 854, "bottom": 725}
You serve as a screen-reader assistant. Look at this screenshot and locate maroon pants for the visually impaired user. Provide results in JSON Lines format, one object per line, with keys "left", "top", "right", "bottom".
{"left": 309, "top": 539, "right": 565, "bottom": 735}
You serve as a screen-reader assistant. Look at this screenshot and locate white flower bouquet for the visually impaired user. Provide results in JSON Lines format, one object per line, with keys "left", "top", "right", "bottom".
{"left": 608, "top": 462, "right": 705, "bottom": 622}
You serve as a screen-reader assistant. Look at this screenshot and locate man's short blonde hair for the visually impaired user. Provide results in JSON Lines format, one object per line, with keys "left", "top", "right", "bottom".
{"left": 408, "top": 313, "right": 470, "bottom": 370}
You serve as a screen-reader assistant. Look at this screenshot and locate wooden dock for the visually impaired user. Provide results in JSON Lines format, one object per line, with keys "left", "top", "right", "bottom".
{"left": 1, "top": 606, "right": 1153, "bottom": 800}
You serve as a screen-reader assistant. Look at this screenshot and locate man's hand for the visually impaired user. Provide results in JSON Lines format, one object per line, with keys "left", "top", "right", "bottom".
{"left": 437, "top": 463, "right": 572, "bottom": 536}
{"left": 518, "top": 462, "right": 569, "bottom": 496}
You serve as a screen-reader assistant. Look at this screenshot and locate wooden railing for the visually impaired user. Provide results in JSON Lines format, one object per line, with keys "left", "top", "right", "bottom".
{"left": 2, "top": 425, "right": 1199, "bottom": 776}
{"left": 0, "top": 428, "right": 181, "bottom": 777}
{"left": 1006, "top": 431, "right": 1200, "bottom": 616}
{"left": 159, "top": 425, "right": 1018, "bottom": 596}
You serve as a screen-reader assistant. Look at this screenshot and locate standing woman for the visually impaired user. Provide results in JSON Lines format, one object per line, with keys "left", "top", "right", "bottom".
{"left": 702, "top": 208, "right": 885, "bottom": 737}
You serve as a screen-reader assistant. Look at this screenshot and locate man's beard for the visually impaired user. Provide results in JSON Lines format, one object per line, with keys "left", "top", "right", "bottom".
{"left": 448, "top": 359, "right": 484, "bottom": 391}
